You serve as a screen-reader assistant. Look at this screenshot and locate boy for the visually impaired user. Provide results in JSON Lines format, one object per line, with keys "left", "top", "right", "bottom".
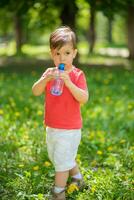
{"left": 32, "top": 26, "right": 89, "bottom": 200}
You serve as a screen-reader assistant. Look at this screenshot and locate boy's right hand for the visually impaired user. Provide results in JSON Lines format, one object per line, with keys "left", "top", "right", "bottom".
{"left": 32, "top": 67, "right": 57, "bottom": 96}
{"left": 41, "top": 68, "right": 56, "bottom": 82}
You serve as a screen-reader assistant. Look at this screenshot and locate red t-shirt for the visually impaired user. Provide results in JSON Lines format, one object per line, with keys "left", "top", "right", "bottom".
{"left": 43, "top": 67, "right": 87, "bottom": 129}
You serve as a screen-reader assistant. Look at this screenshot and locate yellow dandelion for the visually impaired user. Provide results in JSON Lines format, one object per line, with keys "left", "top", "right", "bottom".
{"left": 23, "top": 135, "right": 29, "bottom": 140}
{"left": 76, "top": 154, "right": 81, "bottom": 164}
{"left": 76, "top": 157, "right": 81, "bottom": 164}
{"left": 130, "top": 146, "right": 134, "bottom": 151}
{"left": 99, "top": 137, "right": 105, "bottom": 143}
{"left": 89, "top": 131, "right": 95, "bottom": 139}
{"left": 67, "top": 183, "right": 79, "bottom": 194}
{"left": 15, "top": 112, "right": 20, "bottom": 117}
{"left": 18, "top": 164, "right": 24, "bottom": 168}
{"left": 97, "top": 150, "right": 103, "bottom": 155}
{"left": 97, "top": 130, "right": 104, "bottom": 136}
{"left": 33, "top": 165, "right": 39, "bottom": 171}
{"left": 120, "top": 139, "right": 126, "bottom": 144}
{"left": 107, "top": 146, "right": 113, "bottom": 151}
{"left": 128, "top": 104, "right": 133, "bottom": 111}
{"left": 90, "top": 112, "right": 97, "bottom": 119}
{"left": 37, "top": 110, "right": 43, "bottom": 116}
{"left": 0, "top": 109, "right": 4, "bottom": 115}
{"left": 44, "top": 161, "right": 51, "bottom": 167}
{"left": 91, "top": 186, "right": 96, "bottom": 193}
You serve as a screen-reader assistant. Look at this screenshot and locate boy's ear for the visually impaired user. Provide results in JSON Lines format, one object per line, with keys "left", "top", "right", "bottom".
{"left": 73, "top": 49, "right": 77, "bottom": 58}
{"left": 50, "top": 50, "right": 53, "bottom": 58}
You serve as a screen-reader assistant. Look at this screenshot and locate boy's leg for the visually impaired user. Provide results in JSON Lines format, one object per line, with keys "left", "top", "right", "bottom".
{"left": 55, "top": 171, "right": 69, "bottom": 187}
{"left": 69, "top": 164, "right": 80, "bottom": 177}
{"left": 69, "top": 163, "right": 86, "bottom": 190}
{"left": 52, "top": 171, "right": 69, "bottom": 200}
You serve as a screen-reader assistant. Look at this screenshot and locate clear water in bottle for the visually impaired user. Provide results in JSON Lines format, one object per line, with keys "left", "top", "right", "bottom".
{"left": 51, "top": 63, "right": 65, "bottom": 96}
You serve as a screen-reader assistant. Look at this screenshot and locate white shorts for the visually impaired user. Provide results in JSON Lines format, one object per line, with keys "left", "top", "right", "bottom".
{"left": 46, "top": 127, "right": 81, "bottom": 172}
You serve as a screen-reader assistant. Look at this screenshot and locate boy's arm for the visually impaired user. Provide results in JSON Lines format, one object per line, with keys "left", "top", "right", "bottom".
{"left": 61, "top": 72, "right": 89, "bottom": 104}
{"left": 32, "top": 68, "right": 54, "bottom": 96}
{"left": 67, "top": 82, "right": 89, "bottom": 104}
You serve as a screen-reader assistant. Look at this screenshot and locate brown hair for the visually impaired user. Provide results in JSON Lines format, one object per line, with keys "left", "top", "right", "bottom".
{"left": 49, "top": 26, "right": 77, "bottom": 50}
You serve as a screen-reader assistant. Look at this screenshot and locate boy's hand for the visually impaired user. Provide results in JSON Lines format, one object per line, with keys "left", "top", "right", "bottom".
{"left": 60, "top": 71, "right": 71, "bottom": 86}
{"left": 42, "top": 68, "right": 56, "bottom": 82}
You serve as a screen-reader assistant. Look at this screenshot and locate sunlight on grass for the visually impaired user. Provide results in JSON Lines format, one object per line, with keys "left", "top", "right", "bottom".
{"left": 0, "top": 41, "right": 50, "bottom": 59}
{"left": 22, "top": 44, "right": 50, "bottom": 58}
{"left": 0, "top": 41, "right": 16, "bottom": 56}
{"left": 0, "top": 41, "right": 131, "bottom": 69}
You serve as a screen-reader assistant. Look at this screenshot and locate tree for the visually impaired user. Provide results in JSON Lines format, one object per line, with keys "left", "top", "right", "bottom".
{"left": 59, "top": 0, "right": 78, "bottom": 30}
{"left": 107, "top": 16, "right": 113, "bottom": 43}
{"left": 49, "top": 0, "right": 78, "bottom": 30}
{"left": 127, "top": 5, "right": 134, "bottom": 59}
{"left": 88, "top": 2, "right": 96, "bottom": 53}
{"left": 0, "top": 0, "right": 35, "bottom": 54}
{"left": 98, "top": 0, "right": 134, "bottom": 59}
{"left": 85, "top": 0, "right": 97, "bottom": 53}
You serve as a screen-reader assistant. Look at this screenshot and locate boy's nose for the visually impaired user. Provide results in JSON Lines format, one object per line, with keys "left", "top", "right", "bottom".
{"left": 60, "top": 55, "right": 65, "bottom": 62}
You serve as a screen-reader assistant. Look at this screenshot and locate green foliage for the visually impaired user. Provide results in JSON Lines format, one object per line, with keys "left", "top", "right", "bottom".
{"left": 0, "top": 66, "right": 134, "bottom": 199}
{"left": 76, "top": 0, "right": 90, "bottom": 35}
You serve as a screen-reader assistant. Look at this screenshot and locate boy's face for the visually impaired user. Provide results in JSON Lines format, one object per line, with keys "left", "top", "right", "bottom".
{"left": 51, "top": 43, "right": 77, "bottom": 69}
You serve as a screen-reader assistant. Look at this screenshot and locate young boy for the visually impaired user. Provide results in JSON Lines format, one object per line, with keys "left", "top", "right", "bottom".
{"left": 32, "top": 26, "right": 89, "bottom": 200}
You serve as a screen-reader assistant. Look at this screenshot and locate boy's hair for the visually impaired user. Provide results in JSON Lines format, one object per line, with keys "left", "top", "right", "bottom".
{"left": 49, "top": 26, "right": 77, "bottom": 50}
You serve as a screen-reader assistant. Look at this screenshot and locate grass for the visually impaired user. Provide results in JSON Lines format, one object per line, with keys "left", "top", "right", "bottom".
{"left": 0, "top": 64, "right": 134, "bottom": 200}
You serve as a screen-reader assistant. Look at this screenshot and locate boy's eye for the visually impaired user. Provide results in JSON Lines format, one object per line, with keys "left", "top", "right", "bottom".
{"left": 56, "top": 52, "right": 60, "bottom": 55}
{"left": 66, "top": 52, "right": 70, "bottom": 55}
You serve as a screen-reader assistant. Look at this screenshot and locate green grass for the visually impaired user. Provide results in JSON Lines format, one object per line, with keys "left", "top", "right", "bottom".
{"left": 0, "top": 65, "right": 134, "bottom": 200}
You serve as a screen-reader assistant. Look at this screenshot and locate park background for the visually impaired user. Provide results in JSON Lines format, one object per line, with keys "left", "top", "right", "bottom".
{"left": 0, "top": 0, "right": 134, "bottom": 200}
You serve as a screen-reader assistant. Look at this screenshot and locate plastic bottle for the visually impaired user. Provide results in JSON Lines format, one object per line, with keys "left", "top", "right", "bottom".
{"left": 51, "top": 63, "right": 65, "bottom": 96}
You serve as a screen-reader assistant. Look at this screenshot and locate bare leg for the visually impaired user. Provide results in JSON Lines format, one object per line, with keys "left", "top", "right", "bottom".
{"left": 55, "top": 171, "right": 69, "bottom": 187}
{"left": 69, "top": 163, "right": 80, "bottom": 177}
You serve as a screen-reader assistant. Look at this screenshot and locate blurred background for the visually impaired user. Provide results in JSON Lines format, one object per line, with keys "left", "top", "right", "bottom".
{"left": 0, "top": 0, "right": 134, "bottom": 67}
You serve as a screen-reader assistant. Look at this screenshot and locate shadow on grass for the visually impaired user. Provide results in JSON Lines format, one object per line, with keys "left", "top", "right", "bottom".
{"left": 0, "top": 53, "right": 134, "bottom": 73}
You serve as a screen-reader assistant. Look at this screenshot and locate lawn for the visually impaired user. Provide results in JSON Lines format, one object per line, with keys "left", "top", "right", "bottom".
{"left": 0, "top": 64, "right": 134, "bottom": 200}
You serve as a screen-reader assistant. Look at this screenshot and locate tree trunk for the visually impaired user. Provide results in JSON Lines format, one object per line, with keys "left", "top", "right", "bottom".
{"left": 107, "top": 17, "right": 113, "bottom": 43}
{"left": 60, "top": 1, "right": 79, "bottom": 63}
{"left": 60, "top": 1, "right": 78, "bottom": 30}
{"left": 14, "top": 14, "right": 23, "bottom": 54}
{"left": 88, "top": 5, "right": 96, "bottom": 54}
{"left": 127, "top": 6, "right": 134, "bottom": 59}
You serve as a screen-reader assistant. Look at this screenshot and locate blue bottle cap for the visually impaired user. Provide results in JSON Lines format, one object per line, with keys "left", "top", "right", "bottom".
{"left": 58, "top": 63, "right": 65, "bottom": 70}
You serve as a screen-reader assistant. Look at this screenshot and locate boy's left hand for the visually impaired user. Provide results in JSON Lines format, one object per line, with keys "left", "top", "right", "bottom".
{"left": 60, "top": 71, "right": 71, "bottom": 87}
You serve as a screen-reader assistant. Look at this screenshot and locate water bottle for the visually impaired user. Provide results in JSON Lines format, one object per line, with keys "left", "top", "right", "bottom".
{"left": 51, "top": 63, "right": 65, "bottom": 96}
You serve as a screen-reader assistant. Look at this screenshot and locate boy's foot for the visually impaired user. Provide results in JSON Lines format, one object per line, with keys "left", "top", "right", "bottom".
{"left": 51, "top": 190, "right": 66, "bottom": 200}
{"left": 71, "top": 178, "right": 87, "bottom": 190}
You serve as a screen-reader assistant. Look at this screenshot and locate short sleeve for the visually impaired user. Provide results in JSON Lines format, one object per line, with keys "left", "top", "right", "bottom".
{"left": 75, "top": 71, "right": 88, "bottom": 90}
